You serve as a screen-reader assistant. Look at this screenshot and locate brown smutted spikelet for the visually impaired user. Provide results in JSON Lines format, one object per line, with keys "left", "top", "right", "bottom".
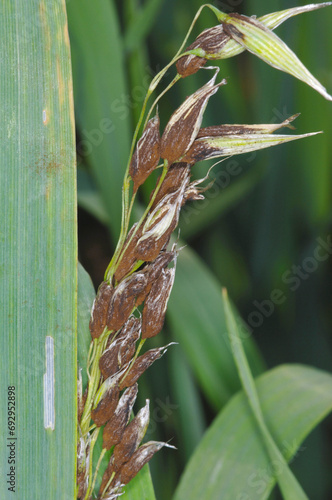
{"left": 117, "top": 441, "right": 172, "bottom": 485}
{"left": 99, "top": 317, "right": 141, "bottom": 379}
{"left": 150, "top": 162, "right": 191, "bottom": 210}
{"left": 91, "top": 370, "right": 125, "bottom": 427}
{"left": 129, "top": 115, "right": 160, "bottom": 193}
{"left": 91, "top": 385, "right": 120, "bottom": 427}
{"left": 112, "top": 400, "right": 150, "bottom": 470}
{"left": 142, "top": 268, "right": 176, "bottom": 339}
{"left": 160, "top": 73, "right": 226, "bottom": 164}
{"left": 119, "top": 345, "right": 172, "bottom": 390}
{"left": 114, "top": 223, "right": 143, "bottom": 282}
{"left": 107, "top": 273, "right": 147, "bottom": 331}
{"left": 135, "top": 250, "right": 176, "bottom": 306}
{"left": 135, "top": 184, "right": 186, "bottom": 262}
{"left": 102, "top": 384, "right": 138, "bottom": 449}
{"left": 89, "top": 281, "right": 114, "bottom": 339}
{"left": 176, "top": 25, "right": 230, "bottom": 77}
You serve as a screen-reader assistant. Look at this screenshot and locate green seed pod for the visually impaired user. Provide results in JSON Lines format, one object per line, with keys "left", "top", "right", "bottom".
{"left": 182, "top": 130, "right": 321, "bottom": 164}
{"left": 221, "top": 11, "right": 332, "bottom": 100}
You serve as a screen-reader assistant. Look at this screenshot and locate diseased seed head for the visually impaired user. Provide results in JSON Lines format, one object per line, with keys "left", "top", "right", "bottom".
{"left": 107, "top": 273, "right": 147, "bottom": 331}
{"left": 135, "top": 249, "right": 177, "bottom": 306}
{"left": 176, "top": 25, "right": 230, "bottom": 77}
{"left": 99, "top": 318, "right": 141, "bottom": 379}
{"left": 91, "top": 370, "right": 125, "bottom": 427}
{"left": 129, "top": 115, "right": 161, "bottom": 192}
{"left": 160, "top": 73, "right": 226, "bottom": 164}
{"left": 114, "top": 223, "right": 143, "bottom": 282}
{"left": 182, "top": 131, "right": 321, "bottom": 163}
{"left": 150, "top": 163, "right": 191, "bottom": 210}
{"left": 221, "top": 11, "right": 332, "bottom": 100}
{"left": 142, "top": 268, "right": 176, "bottom": 339}
{"left": 89, "top": 281, "right": 114, "bottom": 339}
{"left": 135, "top": 184, "right": 186, "bottom": 262}
{"left": 119, "top": 344, "right": 173, "bottom": 390}
{"left": 117, "top": 441, "right": 175, "bottom": 485}
{"left": 103, "top": 384, "right": 138, "bottom": 449}
{"left": 113, "top": 400, "right": 150, "bottom": 470}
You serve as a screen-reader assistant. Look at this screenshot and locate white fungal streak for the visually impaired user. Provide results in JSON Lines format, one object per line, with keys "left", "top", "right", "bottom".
{"left": 42, "top": 109, "right": 47, "bottom": 124}
{"left": 43, "top": 336, "right": 55, "bottom": 430}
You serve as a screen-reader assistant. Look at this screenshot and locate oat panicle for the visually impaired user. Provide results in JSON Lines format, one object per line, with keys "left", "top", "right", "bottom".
{"left": 77, "top": 3, "right": 331, "bottom": 498}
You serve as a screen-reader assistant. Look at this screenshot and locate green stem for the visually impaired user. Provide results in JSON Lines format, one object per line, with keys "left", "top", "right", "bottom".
{"left": 91, "top": 448, "right": 107, "bottom": 496}
{"left": 108, "top": 162, "right": 169, "bottom": 281}
{"left": 101, "top": 471, "right": 116, "bottom": 499}
{"left": 83, "top": 427, "right": 101, "bottom": 500}
{"left": 80, "top": 330, "right": 110, "bottom": 437}
{"left": 104, "top": 4, "right": 211, "bottom": 282}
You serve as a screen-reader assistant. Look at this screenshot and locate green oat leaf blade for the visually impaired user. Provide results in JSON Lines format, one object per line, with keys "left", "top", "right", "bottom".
{"left": 0, "top": 1, "right": 77, "bottom": 499}
{"left": 222, "top": 289, "right": 308, "bottom": 500}
{"left": 174, "top": 363, "right": 332, "bottom": 500}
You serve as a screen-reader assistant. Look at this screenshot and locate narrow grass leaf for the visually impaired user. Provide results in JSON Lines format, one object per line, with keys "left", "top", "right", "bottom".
{"left": 223, "top": 289, "right": 309, "bottom": 500}
{"left": 66, "top": 0, "right": 131, "bottom": 239}
{"left": 169, "top": 346, "right": 206, "bottom": 460}
{"left": 167, "top": 244, "right": 265, "bottom": 410}
{"left": 174, "top": 363, "right": 332, "bottom": 500}
{"left": 0, "top": 1, "right": 77, "bottom": 498}
{"left": 124, "top": 0, "right": 164, "bottom": 53}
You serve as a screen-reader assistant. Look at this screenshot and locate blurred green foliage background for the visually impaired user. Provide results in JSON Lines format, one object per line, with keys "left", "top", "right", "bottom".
{"left": 67, "top": 0, "right": 332, "bottom": 498}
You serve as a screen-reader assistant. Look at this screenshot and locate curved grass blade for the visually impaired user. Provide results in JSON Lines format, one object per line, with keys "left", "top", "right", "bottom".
{"left": 174, "top": 363, "right": 332, "bottom": 500}
{"left": 223, "top": 289, "right": 308, "bottom": 500}
{"left": 167, "top": 244, "right": 265, "bottom": 410}
{"left": 0, "top": 1, "right": 77, "bottom": 498}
